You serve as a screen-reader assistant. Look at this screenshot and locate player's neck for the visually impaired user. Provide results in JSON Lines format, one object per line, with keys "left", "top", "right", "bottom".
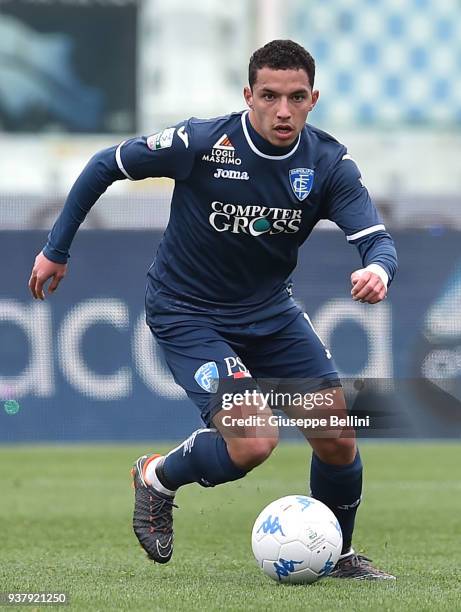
{"left": 245, "top": 111, "right": 300, "bottom": 156}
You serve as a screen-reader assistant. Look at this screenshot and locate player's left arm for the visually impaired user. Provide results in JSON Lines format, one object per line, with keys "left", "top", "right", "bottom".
{"left": 324, "top": 153, "right": 398, "bottom": 304}
{"left": 29, "top": 123, "right": 194, "bottom": 299}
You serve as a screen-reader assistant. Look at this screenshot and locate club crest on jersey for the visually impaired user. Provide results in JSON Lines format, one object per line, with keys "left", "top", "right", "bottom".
{"left": 194, "top": 361, "right": 219, "bottom": 393}
{"left": 289, "top": 168, "right": 314, "bottom": 201}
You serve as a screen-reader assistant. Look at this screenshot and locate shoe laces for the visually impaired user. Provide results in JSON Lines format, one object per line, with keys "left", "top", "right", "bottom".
{"left": 148, "top": 491, "right": 178, "bottom": 532}
{"left": 343, "top": 553, "right": 373, "bottom": 567}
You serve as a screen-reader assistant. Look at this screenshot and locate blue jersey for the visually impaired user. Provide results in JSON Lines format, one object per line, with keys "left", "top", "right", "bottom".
{"left": 44, "top": 110, "right": 397, "bottom": 325}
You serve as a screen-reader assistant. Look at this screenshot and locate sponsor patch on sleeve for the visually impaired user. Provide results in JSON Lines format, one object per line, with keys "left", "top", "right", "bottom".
{"left": 146, "top": 127, "right": 175, "bottom": 151}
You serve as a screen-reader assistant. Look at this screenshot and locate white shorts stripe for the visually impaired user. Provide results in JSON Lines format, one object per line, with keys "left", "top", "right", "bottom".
{"left": 346, "top": 224, "right": 386, "bottom": 242}
{"left": 115, "top": 141, "right": 134, "bottom": 180}
{"left": 304, "top": 313, "right": 332, "bottom": 361}
{"left": 303, "top": 312, "right": 325, "bottom": 347}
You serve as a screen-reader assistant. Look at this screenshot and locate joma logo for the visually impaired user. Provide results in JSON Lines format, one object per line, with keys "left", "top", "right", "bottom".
{"left": 214, "top": 168, "right": 249, "bottom": 180}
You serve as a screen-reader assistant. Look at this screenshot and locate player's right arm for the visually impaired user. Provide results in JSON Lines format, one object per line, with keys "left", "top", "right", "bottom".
{"left": 29, "top": 124, "right": 194, "bottom": 300}
{"left": 323, "top": 152, "right": 398, "bottom": 304}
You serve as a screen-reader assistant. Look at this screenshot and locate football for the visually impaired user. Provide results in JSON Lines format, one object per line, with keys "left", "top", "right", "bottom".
{"left": 251, "top": 495, "right": 343, "bottom": 584}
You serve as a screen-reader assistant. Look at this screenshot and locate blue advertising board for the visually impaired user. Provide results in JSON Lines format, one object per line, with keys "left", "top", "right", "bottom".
{"left": 1, "top": 229, "right": 460, "bottom": 440}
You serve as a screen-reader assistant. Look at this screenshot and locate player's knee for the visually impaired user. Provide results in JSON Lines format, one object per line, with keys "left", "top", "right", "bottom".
{"left": 228, "top": 436, "right": 278, "bottom": 471}
{"left": 314, "top": 436, "right": 357, "bottom": 465}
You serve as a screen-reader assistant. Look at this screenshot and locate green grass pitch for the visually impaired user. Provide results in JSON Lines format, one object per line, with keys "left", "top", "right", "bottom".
{"left": 0, "top": 443, "right": 460, "bottom": 611}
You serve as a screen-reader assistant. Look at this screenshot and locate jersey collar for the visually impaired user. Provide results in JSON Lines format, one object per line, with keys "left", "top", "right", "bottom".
{"left": 241, "top": 110, "right": 301, "bottom": 160}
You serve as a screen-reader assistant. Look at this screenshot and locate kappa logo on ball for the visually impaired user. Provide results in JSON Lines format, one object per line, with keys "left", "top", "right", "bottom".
{"left": 194, "top": 361, "right": 219, "bottom": 393}
{"left": 289, "top": 168, "right": 314, "bottom": 201}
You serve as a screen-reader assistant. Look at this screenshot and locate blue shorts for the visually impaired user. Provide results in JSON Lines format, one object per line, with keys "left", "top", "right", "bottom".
{"left": 149, "top": 310, "right": 340, "bottom": 426}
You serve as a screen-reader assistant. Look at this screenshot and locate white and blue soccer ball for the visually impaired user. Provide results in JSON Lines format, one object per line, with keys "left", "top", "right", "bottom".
{"left": 251, "top": 495, "right": 342, "bottom": 584}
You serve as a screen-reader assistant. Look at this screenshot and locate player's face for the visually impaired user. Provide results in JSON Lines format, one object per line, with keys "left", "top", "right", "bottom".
{"left": 244, "top": 67, "right": 319, "bottom": 147}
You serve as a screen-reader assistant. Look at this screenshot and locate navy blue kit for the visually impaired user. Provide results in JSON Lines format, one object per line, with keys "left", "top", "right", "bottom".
{"left": 44, "top": 110, "right": 397, "bottom": 424}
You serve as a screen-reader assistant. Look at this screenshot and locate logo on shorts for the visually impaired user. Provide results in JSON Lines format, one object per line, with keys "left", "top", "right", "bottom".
{"left": 194, "top": 361, "right": 219, "bottom": 393}
{"left": 289, "top": 168, "right": 314, "bottom": 201}
{"left": 224, "top": 356, "right": 250, "bottom": 378}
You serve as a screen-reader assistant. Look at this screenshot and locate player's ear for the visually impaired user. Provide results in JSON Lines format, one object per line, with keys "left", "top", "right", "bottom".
{"left": 309, "top": 90, "right": 320, "bottom": 111}
{"left": 244, "top": 86, "right": 254, "bottom": 109}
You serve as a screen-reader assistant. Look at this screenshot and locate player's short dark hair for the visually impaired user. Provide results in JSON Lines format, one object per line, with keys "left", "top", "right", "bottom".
{"left": 249, "top": 40, "right": 315, "bottom": 89}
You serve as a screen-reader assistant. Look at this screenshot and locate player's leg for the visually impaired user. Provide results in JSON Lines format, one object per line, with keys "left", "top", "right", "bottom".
{"left": 132, "top": 323, "right": 277, "bottom": 563}
{"left": 149, "top": 324, "right": 277, "bottom": 488}
{"left": 244, "top": 311, "right": 394, "bottom": 579}
{"left": 211, "top": 388, "right": 278, "bottom": 471}
{"left": 240, "top": 311, "right": 362, "bottom": 554}
{"left": 282, "top": 387, "right": 369, "bottom": 572}
{"left": 149, "top": 402, "right": 277, "bottom": 494}
{"left": 292, "top": 398, "right": 393, "bottom": 578}
{"left": 282, "top": 385, "right": 361, "bottom": 555}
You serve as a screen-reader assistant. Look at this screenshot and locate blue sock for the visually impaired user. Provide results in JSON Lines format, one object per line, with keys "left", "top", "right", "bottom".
{"left": 310, "top": 450, "right": 363, "bottom": 554}
{"left": 159, "top": 428, "right": 247, "bottom": 489}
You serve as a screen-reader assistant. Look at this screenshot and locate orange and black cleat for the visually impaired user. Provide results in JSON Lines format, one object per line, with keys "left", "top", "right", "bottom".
{"left": 131, "top": 454, "right": 177, "bottom": 563}
{"left": 329, "top": 552, "right": 396, "bottom": 580}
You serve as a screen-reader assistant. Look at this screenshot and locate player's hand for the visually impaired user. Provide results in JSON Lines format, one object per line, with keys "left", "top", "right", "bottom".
{"left": 350, "top": 269, "right": 387, "bottom": 304}
{"left": 29, "top": 252, "right": 67, "bottom": 300}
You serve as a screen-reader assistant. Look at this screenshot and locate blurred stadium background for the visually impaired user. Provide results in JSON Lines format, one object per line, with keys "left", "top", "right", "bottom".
{"left": 1, "top": 0, "right": 460, "bottom": 441}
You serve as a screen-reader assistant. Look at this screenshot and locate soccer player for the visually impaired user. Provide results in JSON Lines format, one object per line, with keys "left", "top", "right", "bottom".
{"left": 29, "top": 40, "right": 397, "bottom": 579}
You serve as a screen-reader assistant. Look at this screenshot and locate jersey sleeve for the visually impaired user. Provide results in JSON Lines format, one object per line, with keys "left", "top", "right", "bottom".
{"left": 324, "top": 154, "right": 398, "bottom": 284}
{"left": 115, "top": 120, "right": 195, "bottom": 181}
{"left": 43, "top": 120, "right": 195, "bottom": 263}
{"left": 324, "top": 153, "right": 384, "bottom": 238}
